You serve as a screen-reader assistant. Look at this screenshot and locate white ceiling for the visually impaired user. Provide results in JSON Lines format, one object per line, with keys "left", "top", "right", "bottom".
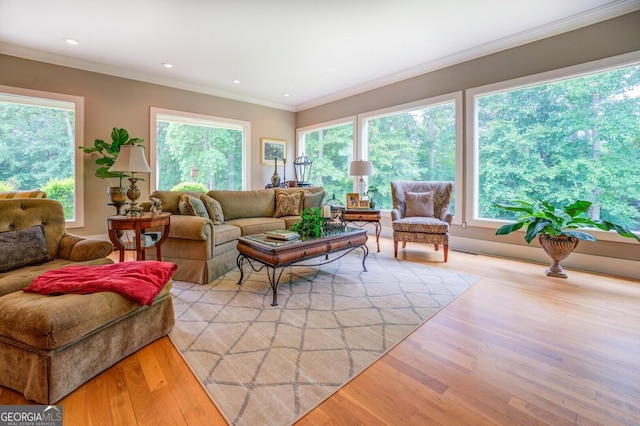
{"left": 1, "top": 0, "right": 638, "bottom": 111}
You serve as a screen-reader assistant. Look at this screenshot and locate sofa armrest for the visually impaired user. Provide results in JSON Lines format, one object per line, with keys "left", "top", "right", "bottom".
{"left": 440, "top": 207, "right": 454, "bottom": 224}
{"left": 59, "top": 233, "right": 114, "bottom": 261}
{"left": 168, "top": 215, "right": 213, "bottom": 241}
{"left": 391, "top": 208, "right": 402, "bottom": 221}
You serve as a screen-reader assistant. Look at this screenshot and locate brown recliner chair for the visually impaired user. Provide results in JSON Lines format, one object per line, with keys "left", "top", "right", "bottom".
{"left": 390, "top": 181, "right": 454, "bottom": 261}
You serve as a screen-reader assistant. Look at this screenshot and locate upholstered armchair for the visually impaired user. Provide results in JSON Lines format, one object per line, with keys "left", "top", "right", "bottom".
{"left": 390, "top": 181, "right": 454, "bottom": 261}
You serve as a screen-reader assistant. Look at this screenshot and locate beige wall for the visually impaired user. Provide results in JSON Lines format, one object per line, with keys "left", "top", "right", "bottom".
{"left": 0, "top": 54, "right": 295, "bottom": 235}
{"left": 296, "top": 11, "right": 640, "bottom": 267}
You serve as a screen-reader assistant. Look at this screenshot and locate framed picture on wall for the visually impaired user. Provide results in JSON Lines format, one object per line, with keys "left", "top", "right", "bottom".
{"left": 346, "top": 193, "right": 359, "bottom": 209}
{"left": 261, "top": 138, "right": 287, "bottom": 165}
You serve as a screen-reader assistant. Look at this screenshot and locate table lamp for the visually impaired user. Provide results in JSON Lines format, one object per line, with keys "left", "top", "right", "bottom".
{"left": 109, "top": 144, "right": 152, "bottom": 216}
{"left": 349, "top": 160, "right": 373, "bottom": 198}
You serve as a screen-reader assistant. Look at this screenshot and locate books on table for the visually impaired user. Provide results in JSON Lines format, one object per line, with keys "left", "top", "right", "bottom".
{"left": 265, "top": 230, "right": 300, "bottom": 241}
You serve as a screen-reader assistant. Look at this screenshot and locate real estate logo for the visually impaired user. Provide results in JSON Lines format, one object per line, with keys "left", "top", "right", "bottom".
{"left": 0, "top": 405, "right": 62, "bottom": 426}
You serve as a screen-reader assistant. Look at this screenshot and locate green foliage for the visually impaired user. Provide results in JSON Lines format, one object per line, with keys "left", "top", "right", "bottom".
{"left": 79, "top": 127, "right": 144, "bottom": 183}
{"left": 479, "top": 64, "right": 640, "bottom": 231}
{"left": 0, "top": 180, "right": 17, "bottom": 191}
{"left": 42, "top": 177, "right": 75, "bottom": 219}
{"left": 0, "top": 102, "right": 75, "bottom": 191}
{"left": 495, "top": 199, "right": 640, "bottom": 244}
{"left": 170, "top": 182, "right": 208, "bottom": 192}
{"left": 156, "top": 121, "right": 243, "bottom": 191}
{"left": 290, "top": 207, "right": 325, "bottom": 238}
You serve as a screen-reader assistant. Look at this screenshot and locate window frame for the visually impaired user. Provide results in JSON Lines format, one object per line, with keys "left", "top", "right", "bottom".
{"left": 359, "top": 92, "right": 463, "bottom": 223}
{"left": 0, "top": 84, "right": 84, "bottom": 228}
{"left": 297, "top": 115, "right": 356, "bottom": 191}
{"left": 149, "top": 107, "right": 250, "bottom": 193}
{"left": 465, "top": 51, "right": 640, "bottom": 243}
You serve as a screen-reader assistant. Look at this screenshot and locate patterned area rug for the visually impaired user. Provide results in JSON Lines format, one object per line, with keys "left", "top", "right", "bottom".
{"left": 169, "top": 250, "right": 479, "bottom": 425}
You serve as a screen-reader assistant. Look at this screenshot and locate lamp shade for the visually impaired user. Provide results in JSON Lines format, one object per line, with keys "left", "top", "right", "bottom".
{"left": 109, "top": 145, "right": 152, "bottom": 174}
{"left": 349, "top": 160, "right": 373, "bottom": 177}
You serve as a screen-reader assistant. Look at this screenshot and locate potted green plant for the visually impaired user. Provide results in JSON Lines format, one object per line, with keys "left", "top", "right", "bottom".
{"left": 291, "top": 207, "right": 325, "bottom": 238}
{"left": 365, "top": 184, "right": 379, "bottom": 208}
{"left": 494, "top": 199, "right": 640, "bottom": 278}
{"left": 79, "top": 128, "right": 144, "bottom": 206}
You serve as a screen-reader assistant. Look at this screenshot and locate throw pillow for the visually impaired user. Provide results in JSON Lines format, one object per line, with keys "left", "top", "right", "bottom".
{"left": 405, "top": 191, "right": 435, "bottom": 217}
{"left": 303, "top": 190, "right": 326, "bottom": 209}
{"left": 178, "top": 194, "right": 210, "bottom": 219}
{"left": 273, "top": 191, "right": 303, "bottom": 217}
{"left": 200, "top": 194, "right": 224, "bottom": 225}
{"left": 0, "top": 225, "right": 52, "bottom": 273}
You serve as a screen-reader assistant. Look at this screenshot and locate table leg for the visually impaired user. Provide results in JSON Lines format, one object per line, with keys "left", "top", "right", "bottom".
{"left": 269, "top": 267, "right": 279, "bottom": 306}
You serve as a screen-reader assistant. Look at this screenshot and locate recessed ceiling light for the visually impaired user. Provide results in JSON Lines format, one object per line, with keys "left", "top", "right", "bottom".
{"left": 162, "top": 63, "right": 173, "bottom": 69}
{"left": 233, "top": 80, "right": 241, "bottom": 84}
{"left": 63, "top": 37, "right": 80, "bottom": 45}
{"left": 283, "top": 93, "right": 290, "bottom": 97}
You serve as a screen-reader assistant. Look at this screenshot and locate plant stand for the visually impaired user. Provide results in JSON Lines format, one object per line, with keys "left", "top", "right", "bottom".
{"left": 539, "top": 234, "right": 579, "bottom": 278}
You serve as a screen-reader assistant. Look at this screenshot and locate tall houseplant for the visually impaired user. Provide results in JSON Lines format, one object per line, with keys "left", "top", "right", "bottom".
{"left": 79, "top": 128, "right": 144, "bottom": 208}
{"left": 495, "top": 199, "right": 640, "bottom": 278}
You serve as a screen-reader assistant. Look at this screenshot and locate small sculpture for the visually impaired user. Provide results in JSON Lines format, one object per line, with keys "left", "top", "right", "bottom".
{"left": 150, "top": 197, "right": 162, "bottom": 215}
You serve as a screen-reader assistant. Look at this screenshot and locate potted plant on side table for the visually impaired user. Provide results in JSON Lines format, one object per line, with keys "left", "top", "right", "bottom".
{"left": 79, "top": 127, "right": 144, "bottom": 213}
{"left": 365, "top": 184, "right": 379, "bottom": 209}
{"left": 494, "top": 199, "right": 640, "bottom": 278}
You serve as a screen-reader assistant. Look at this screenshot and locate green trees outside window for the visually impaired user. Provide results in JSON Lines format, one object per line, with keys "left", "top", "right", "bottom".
{"left": 477, "top": 63, "right": 640, "bottom": 232}
{"left": 155, "top": 118, "right": 244, "bottom": 191}
{"left": 299, "top": 123, "right": 353, "bottom": 201}
{"left": 366, "top": 102, "right": 457, "bottom": 210}
{"left": 0, "top": 95, "right": 77, "bottom": 220}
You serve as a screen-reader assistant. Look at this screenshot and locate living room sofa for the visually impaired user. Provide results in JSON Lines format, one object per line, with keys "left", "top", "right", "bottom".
{"left": 141, "top": 187, "right": 325, "bottom": 284}
{"left": 0, "top": 197, "right": 175, "bottom": 403}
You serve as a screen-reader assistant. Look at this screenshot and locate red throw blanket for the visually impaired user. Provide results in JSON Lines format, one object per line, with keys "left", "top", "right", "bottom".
{"left": 23, "top": 261, "right": 178, "bottom": 305}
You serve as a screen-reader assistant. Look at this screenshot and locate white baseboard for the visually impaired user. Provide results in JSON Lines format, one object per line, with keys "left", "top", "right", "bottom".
{"left": 451, "top": 236, "right": 639, "bottom": 280}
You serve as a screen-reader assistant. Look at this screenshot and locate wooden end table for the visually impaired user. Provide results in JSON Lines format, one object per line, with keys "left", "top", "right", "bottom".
{"left": 343, "top": 209, "right": 381, "bottom": 252}
{"left": 107, "top": 212, "right": 171, "bottom": 262}
{"left": 237, "top": 228, "right": 368, "bottom": 306}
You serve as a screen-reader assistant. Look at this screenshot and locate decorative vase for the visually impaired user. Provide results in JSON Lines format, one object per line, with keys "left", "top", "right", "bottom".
{"left": 271, "top": 158, "right": 281, "bottom": 187}
{"left": 539, "top": 234, "right": 579, "bottom": 278}
{"left": 107, "top": 186, "right": 127, "bottom": 204}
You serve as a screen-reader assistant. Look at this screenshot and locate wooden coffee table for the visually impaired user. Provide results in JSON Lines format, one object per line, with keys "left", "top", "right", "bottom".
{"left": 236, "top": 228, "right": 368, "bottom": 306}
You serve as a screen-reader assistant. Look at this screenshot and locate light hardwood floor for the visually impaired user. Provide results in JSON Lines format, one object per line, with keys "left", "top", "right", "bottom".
{"left": 2, "top": 238, "right": 639, "bottom": 425}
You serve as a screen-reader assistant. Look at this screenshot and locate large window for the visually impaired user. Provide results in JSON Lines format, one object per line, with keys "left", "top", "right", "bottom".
{"left": 150, "top": 108, "right": 249, "bottom": 192}
{"left": 471, "top": 60, "right": 640, "bottom": 233}
{"left": 0, "top": 85, "right": 84, "bottom": 227}
{"left": 362, "top": 95, "right": 460, "bottom": 211}
{"left": 298, "top": 119, "right": 354, "bottom": 201}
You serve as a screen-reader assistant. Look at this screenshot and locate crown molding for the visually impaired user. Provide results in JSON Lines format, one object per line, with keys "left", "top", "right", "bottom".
{"left": 1, "top": 1, "right": 637, "bottom": 113}
{"left": 294, "top": 0, "right": 640, "bottom": 111}
{"left": 0, "top": 42, "right": 297, "bottom": 112}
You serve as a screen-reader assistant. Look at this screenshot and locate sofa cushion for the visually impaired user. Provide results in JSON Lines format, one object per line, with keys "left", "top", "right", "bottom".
{"left": 200, "top": 194, "right": 224, "bottom": 224}
{"left": 225, "top": 217, "right": 287, "bottom": 236}
{"left": 0, "top": 190, "right": 47, "bottom": 199}
{"left": 209, "top": 189, "right": 276, "bottom": 220}
{"left": 303, "top": 190, "right": 325, "bottom": 209}
{"left": 0, "top": 225, "right": 52, "bottom": 273}
{"left": 405, "top": 191, "right": 435, "bottom": 217}
{"left": 213, "top": 224, "right": 242, "bottom": 246}
{"left": 273, "top": 191, "right": 304, "bottom": 217}
{"left": 0, "top": 258, "right": 114, "bottom": 297}
{"left": 0, "top": 282, "right": 172, "bottom": 351}
{"left": 149, "top": 191, "right": 204, "bottom": 214}
{"left": 179, "top": 194, "right": 210, "bottom": 218}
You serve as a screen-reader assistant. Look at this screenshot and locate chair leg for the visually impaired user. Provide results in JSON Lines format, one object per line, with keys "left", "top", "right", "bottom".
{"left": 444, "top": 245, "right": 449, "bottom": 262}
{"left": 402, "top": 241, "right": 407, "bottom": 248}
{"left": 434, "top": 243, "right": 439, "bottom": 251}
{"left": 394, "top": 240, "right": 398, "bottom": 257}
